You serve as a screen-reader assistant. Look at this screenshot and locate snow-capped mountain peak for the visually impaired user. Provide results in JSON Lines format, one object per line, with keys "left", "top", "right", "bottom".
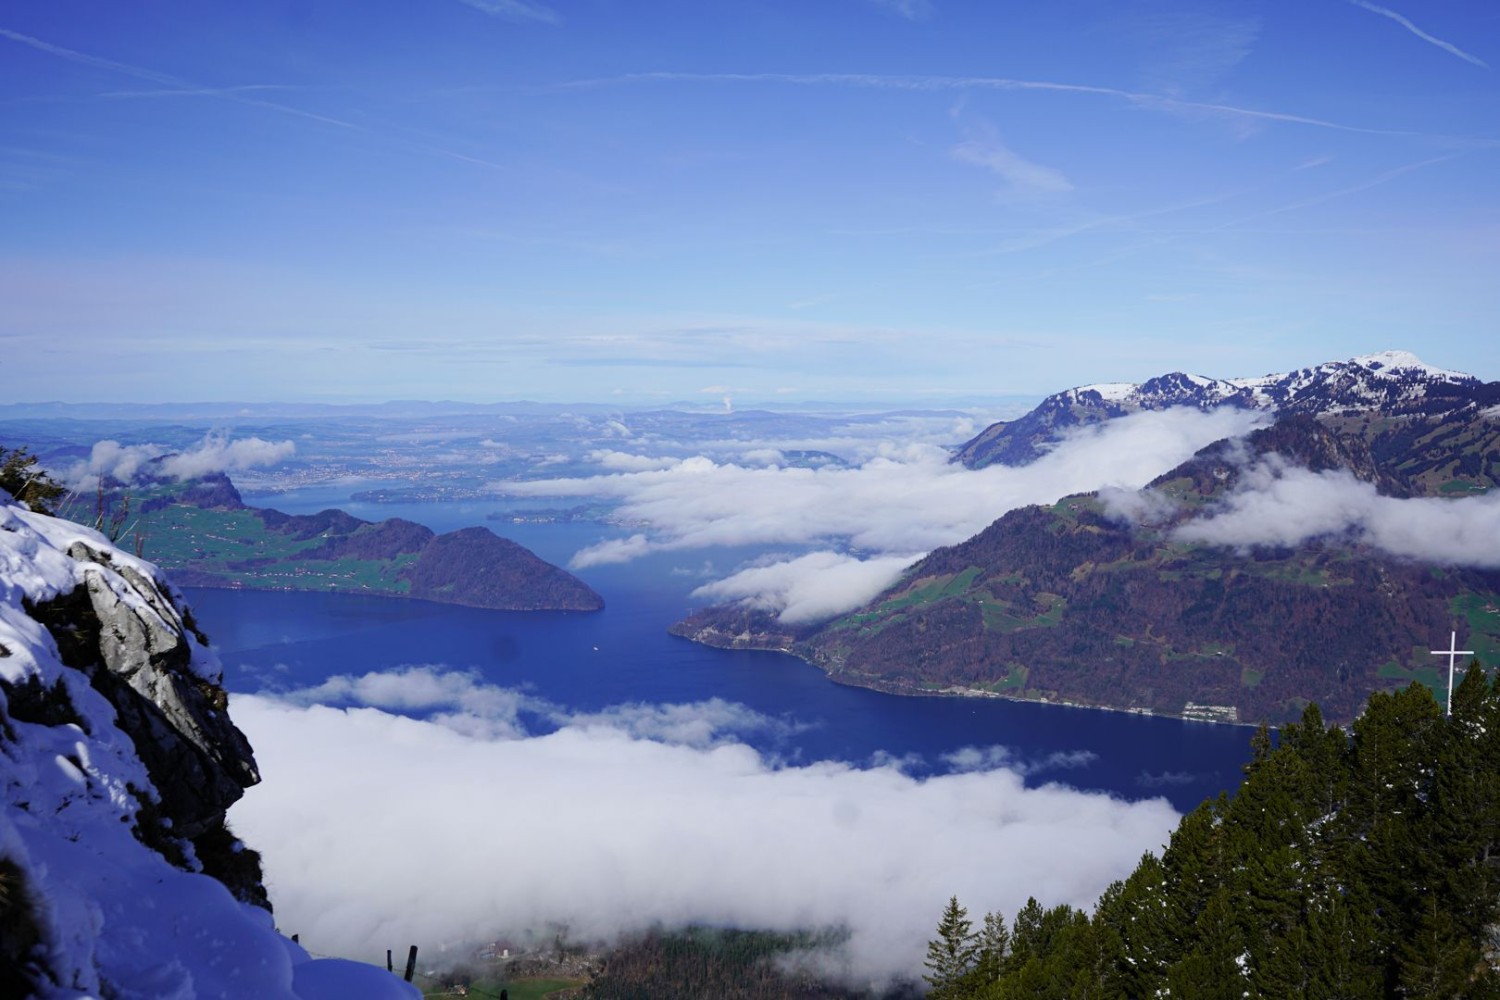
{"left": 956, "top": 351, "right": 1486, "bottom": 469}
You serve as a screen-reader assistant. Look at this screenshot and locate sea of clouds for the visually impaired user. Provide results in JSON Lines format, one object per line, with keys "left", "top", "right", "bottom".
{"left": 229, "top": 666, "right": 1179, "bottom": 984}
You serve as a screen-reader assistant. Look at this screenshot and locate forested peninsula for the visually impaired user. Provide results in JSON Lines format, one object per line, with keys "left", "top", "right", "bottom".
{"left": 75, "top": 470, "right": 603, "bottom": 612}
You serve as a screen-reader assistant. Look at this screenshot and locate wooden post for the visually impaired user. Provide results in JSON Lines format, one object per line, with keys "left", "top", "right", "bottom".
{"left": 387, "top": 949, "right": 393, "bottom": 973}
{"left": 403, "top": 945, "right": 418, "bottom": 983}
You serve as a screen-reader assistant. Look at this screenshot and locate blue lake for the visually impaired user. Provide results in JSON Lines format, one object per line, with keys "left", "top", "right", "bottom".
{"left": 191, "top": 502, "right": 1254, "bottom": 814}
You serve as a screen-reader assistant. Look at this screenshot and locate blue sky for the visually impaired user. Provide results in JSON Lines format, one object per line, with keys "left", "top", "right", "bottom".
{"left": 2, "top": 0, "right": 1497, "bottom": 404}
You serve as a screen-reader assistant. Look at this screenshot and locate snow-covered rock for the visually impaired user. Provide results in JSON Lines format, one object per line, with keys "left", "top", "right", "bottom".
{"left": 0, "top": 498, "right": 418, "bottom": 998}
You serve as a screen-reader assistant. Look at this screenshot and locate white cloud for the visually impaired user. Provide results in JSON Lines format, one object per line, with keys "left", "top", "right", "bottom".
{"left": 587, "top": 449, "right": 679, "bottom": 472}
{"left": 565, "top": 698, "right": 803, "bottom": 749}
{"left": 1097, "top": 482, "right": 1183, "bottom": 526}
{"left": 739, "top": 448, "right": 786, "bottom": 466}
{"left": 570, "top": 532, "right": 654, "bottom": 568}
{"left": 942, "top": 746, "right": 1099, "bottom": 777}
{"left": 691, "top": 551, "right": 923, "bottom": 625}
{"left": 951, "top": 123, "right": 1073, "bottom": 195}
{"left": 1173, "top": 458, "right": 1500, "bottom": 566}
{"left": 509, "top": 407, "right": 1268, "bottom": 615}
{"left": 455, "top": 0, "right": 561, "bottom": 25}
{"left": 868, "top": 0, "right": 935, "bottom": 20}
{"left": 272, "top": 665, "right": 541, "bottom": 739}
{"left": 69, "top": 440, "right": 166, "bottom": 486}
{"left": 228, "top": 670, "right": 1178, "bottom": 984}
{"left": 64, "top": 433, "right": 295, "bottom": 489}
{"left": 157, "top": 434, "right": 296, "bottom": 480}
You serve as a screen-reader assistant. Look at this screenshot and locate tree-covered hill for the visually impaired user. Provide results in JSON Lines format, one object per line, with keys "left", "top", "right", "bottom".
{"left": 72, "top": 471, "right": 604, "bottom": 612}
{"left": 923, "top": 668, "right": 1500, "bottom": 999}
{"left": 674, "top": 415, "right": 1500, "bottom": 725}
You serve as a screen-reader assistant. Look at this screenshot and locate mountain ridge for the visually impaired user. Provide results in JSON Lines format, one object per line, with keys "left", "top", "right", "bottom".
{"left": 675, "top": 355, "right": 1500, "bottom": 726}
{"left": 955, "top": 350, "right": 1494, "bottom": 469}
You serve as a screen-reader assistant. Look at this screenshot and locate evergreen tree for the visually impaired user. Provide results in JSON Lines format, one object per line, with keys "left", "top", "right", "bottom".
{"left": 1006, "top": 897, "right": 1047, "bottom": 972}
{"left": 1303, "top": 888, "right": 1383, "bottom": 1000}
{"left": 925, "top": 896, "right": 979, "bottom": 998}
{"left": 926, "top": 667, "right": 1500, "bottom": 1000}
{"left": 1429, "top": 663, "right": 1500, "bottom": 945}
{"left": 1164, "top": 889, "right": 1246, "bottom": 1000}
{"left": 960, "top": 909, "right": 1009, "bottom": 994}
{"left": 1092, "top": 856, "right": 1171, "bottom": 999}
{"left": 0, "top": 445, "right": 65, "bottom": 514}
{"left": 1396, "top": 893, "right": 1478, "bottom": 1000}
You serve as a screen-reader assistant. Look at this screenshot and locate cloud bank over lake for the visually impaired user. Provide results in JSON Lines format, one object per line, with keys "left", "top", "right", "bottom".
{"left": 230, "top": 667, "right": 1179, "bottom": 983}
{"left": 498, "top": 407, "right": 1268, "bottom": 621}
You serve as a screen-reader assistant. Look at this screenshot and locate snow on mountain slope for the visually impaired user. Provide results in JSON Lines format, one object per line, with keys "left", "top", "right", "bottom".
{"left": 957, "top": 351, "right": 1487, "bottom": 468}
{"left": 0, "top": 496, "right": 417, "bottom": 999}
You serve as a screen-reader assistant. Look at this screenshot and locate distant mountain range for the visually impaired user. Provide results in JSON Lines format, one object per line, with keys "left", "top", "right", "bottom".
{"left": 674, "top": 352, "right": 1500, "bottom": 725}
{"left": 955, "top": 350, "right": 1493, "bottom": 468}
{"left": 83, "top": 472, "right": 604, "bottom": 612}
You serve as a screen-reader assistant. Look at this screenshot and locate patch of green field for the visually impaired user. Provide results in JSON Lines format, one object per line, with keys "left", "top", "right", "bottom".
{"left": 1379, "top": 662, "right": 1447, "bottom": 700}
{"left": 1240, "top": 667, "right": 1263, "bottom": 689}
{"left": 981, "top": 592, "right": 1066, "bottom": 633}
{"left": 1152, "top": 476, "right": 1196, "bottom": 498}
{"left": 1050, "top": 495, "right": 1102, "bottom": 521}
{"left": 867, "top": 567, "right": 982, "bottom": 615}
{"left": 987, "top": 663, "right": 1028, "bottom": 691}
{"left": 1450, "top": 593, "right": 1500, "bottom": 666}
{"left": 1439, "top": 478, "right": 1487, "bottom": 495}
{"left": 101, "top": 501, "right": 424, "bottom": 598}
{"left": 142, "top": 505, "right": 307, "bottom": 565}
{"left": 207, "top": 555, "right": 419, "bottom": 593}
{"left": 1243, "top": 561, "right": 1335, "bottom": 587}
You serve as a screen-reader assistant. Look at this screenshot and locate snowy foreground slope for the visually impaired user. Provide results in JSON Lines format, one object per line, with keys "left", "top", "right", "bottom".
{"left": 0, "top": 496, "right": 416, "bottom": 999}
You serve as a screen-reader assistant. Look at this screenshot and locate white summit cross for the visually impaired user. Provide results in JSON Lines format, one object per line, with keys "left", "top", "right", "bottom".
{"left": 1430, "top": 630, "right": 1475, "bottom": 717}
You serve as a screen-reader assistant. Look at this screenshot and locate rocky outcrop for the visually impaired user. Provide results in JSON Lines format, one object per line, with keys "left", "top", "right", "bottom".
{"left": 1, "top": 498, "right": 420, "bottom": 997}
{"left": 32, "top": 542, "right": 260, "bottom": 841}
{"left": 2, "top": 502, "right": 271, "bottom": 961}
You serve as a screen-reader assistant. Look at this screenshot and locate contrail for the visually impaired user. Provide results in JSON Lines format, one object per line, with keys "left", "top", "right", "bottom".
{"left": 549, "top": 70, "right": 1496, "bottom": 144}
{"left": 0, "top": 27, "right": 363, "bottom": 131}
{"left": 0, "top": 27, "right": 516, "bottom": 171}
{"left": 1347, "top": 1, "right": 1488, "bottom": 69}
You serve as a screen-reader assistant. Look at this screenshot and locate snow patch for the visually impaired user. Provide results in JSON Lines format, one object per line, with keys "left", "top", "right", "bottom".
{"left": 1, "top": 498, "right": 418, "bottom": 998}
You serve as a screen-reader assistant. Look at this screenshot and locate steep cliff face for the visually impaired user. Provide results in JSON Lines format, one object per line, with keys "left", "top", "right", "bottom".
{"left": 0, "top": 497, "right": 415, "bottom": 998}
